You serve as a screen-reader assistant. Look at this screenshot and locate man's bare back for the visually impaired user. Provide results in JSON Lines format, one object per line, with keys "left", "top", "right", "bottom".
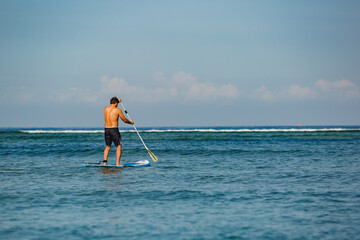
{"left": 104, "top": 100, "right": 133, "bottom": 128}
{"left": 104, "top": 106, "right": 122, "bottom": 128}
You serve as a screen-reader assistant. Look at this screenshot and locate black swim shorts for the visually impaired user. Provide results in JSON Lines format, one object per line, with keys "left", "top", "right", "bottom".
{"left": 104, "top": 128, "right": 122, "bottom": 147}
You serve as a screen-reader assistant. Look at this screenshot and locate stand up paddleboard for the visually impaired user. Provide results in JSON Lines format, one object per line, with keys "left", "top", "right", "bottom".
{"left": 82, "top": 160, "right": 150, "bottom": 168}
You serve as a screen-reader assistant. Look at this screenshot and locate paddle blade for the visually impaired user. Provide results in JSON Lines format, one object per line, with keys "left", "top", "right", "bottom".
{"left": 147, "top": 148, "right": 158, "bottom": 162}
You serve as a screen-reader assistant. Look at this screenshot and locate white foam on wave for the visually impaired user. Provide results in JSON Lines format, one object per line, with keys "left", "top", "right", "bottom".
{"left": 21, "top": 130, "right": 105, "bottom": 134}
{"left": 142, "top": 128, "right": 359, "bottom": 133}
{"left": 20, "top": 128, "right": 359, "bottom": 134}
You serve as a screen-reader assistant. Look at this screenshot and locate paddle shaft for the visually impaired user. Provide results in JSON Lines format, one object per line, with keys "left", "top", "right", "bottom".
{"left": 120, "top": 102, "right": 148, "bottom": 150}
{"left": 120, "top": 102, "right": 158, "bottom": 162}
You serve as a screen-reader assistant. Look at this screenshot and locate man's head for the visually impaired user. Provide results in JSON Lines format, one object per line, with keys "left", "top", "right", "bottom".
{"left": 110, "top": 97, "right": 119, "bottom": 105}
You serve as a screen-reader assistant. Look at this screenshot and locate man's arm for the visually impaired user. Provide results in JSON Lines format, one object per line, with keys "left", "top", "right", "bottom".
{"left": 118, "top": 109, "right": 134, "bottom": 124}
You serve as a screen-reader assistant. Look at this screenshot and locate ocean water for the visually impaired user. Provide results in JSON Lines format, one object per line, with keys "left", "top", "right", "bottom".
{"left": 1, "top": 126, "right": 360, "bottom": 240}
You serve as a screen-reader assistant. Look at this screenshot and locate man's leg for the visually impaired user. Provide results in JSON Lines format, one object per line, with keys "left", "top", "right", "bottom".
{"left": 103, "top": 146, "right": 111, "bottom": 165}
{"left": 116, "top": 144, "right": 122, "bottom": 166}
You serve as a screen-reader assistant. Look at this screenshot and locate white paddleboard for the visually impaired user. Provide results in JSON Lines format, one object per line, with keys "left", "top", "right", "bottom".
{"left": 82, "top": 160, "right": 150, "bottom": 168}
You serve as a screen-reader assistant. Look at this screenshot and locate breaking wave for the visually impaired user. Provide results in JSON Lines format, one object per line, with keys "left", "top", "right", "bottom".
{"left": 19, "top": 127, "right": 360, "bottom": 134}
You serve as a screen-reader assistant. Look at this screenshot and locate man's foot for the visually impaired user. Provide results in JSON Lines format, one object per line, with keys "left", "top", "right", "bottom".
{"left": 116, "top": 164, "right": 123, "bottom": 167}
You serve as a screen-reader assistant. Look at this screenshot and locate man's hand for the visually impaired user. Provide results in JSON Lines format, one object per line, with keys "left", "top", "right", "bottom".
{"left": 130, "top": 121, "right": 134, "bottom": 125}
{"left": 118, "top": 98, "right": 122, "bottom": 103}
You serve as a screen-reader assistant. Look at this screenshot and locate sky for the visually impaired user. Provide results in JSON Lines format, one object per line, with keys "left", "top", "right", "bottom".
{"left": 0, "top": 0, "right": 359, "bottom": 127}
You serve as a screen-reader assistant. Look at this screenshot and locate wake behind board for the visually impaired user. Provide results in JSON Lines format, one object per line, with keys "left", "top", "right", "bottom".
{"left": 82, "top": 160, "right": 150, "bottom": 168}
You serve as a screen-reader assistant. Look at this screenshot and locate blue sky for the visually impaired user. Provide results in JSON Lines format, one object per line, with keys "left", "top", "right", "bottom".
{"left": 1, "top": 0, "right": 359, "bottom": 127}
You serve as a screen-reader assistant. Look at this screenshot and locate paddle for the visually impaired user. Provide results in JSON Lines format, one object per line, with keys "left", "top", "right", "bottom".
{"left": 120, "top": 102, "right": 158, "bottom": 162}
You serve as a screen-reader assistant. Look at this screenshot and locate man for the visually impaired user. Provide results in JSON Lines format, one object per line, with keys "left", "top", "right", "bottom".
{"left": 103, "top": 97, "right": 134, "bottom": 166}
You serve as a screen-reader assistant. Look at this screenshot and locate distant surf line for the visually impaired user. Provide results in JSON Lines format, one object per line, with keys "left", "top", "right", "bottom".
{"left": 20, "top": 130, "right": 104, "bottom": 134}
{"left": 20, "top": 128, "right": 360, "bottom": 134}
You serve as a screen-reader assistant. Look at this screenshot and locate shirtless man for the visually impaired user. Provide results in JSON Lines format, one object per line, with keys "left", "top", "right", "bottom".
{"left": 103, "top": 97, "right": 134, "bottom": 166}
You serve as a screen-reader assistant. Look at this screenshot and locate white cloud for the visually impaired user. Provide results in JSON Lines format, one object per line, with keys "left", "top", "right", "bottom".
{"left": 287, "top": 85, "right": 316, "bottom": 99}
{"left": 54, "top": 74, "right": 358, "bottom": 105}
{"left": 253, "top": 79, "right": 359, "bottom": 102}
{"left": 253, "top": 84, "right": 315, "bottom": 102}
{"left": 316, "top": 79, "right": 360, "bottom": 98}
{"left": 171, "top": 71, "right": 238, "bottom": 101}
{"left": 100, "top": 75, "right": 177, "bottom": 103}
{"left": 99, "top": 71, "right": 238, "bottom": 102}
{"left": 187, "top": 82, "right": 238, "bottom": 101}
{"left": 172, "top": 71, "right": 198, "bottom": 87}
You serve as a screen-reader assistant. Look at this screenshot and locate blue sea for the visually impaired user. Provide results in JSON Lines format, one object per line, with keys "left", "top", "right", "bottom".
{"left": 1, "top": 126, "right": 360, "bottom": 240}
